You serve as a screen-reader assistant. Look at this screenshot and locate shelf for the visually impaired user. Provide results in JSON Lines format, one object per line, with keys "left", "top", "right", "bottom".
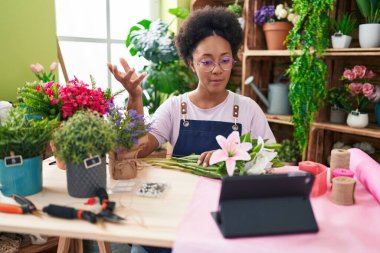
{"left": 311, "top": 122, "right": 380, "bottom": 138}
{"left": 243, "top": 48, "right": 380, "bottom": 57}
{"left": 265, "top": 114, "right": 293, "bottom": 126}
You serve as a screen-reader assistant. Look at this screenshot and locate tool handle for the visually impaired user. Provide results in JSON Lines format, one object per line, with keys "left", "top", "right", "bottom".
{"left": 12, "top": 194, "right": 37, "bottom": 213}
{"left": 96, "top": 188, "right": 108, "bottom": 203}
{"left": 42, "top": 204, "right": 97, "bottom": 224}
{"left": 43, "top": 204, "right": 76, "bottom": 219}
{"left": 0, "top": 204, "right": 29, "bottom": 214}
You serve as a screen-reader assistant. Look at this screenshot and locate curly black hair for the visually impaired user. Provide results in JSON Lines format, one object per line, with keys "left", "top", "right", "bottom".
{"left": 175, "top": 6, "right": 243, "bottom": 66}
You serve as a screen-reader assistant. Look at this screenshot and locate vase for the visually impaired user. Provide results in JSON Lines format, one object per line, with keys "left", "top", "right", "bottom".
{"left": 0, "top": 156, "right": 42, "bottom": 196}
{"left": 375, "top": 103, "right": 380, "bottom": 126}
{"left": 262, "top": 22, "right": 293, "bottom": 50}
{"left": 359, "top": 24, "right": 380, "bottom": 48}
{"left": 108, "top": 135, "right": 149, "bottom": 180}
{"left": 330, "top": 106, "right": 346, "bottom": 124}
{"left": 331, "top": 34, "right": 352, "bottom": 48}
{"left": 346, "top": 110, "right": 369, "bottom": 128}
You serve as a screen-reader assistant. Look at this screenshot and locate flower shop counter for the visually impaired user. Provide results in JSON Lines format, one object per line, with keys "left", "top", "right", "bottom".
{"left": 0, "top": 157, "right": 199, "bottom": 248}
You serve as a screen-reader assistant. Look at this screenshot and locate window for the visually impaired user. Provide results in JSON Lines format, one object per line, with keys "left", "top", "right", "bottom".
{"left": 55, "top": 0, "right": 159, "bottom": 104}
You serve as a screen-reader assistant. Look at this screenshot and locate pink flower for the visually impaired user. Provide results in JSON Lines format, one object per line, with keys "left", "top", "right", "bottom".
{"left": 209, "top": 131, "right": 252, "bottom": 176}
{"left": 35, "top": 85, "right": 41, "bottom": 92}
{"left": 362, "top": 83, "right": 374, "bottom": 98}
{"left": 49, "top": 62, "right": 58, "bottom": 71}
{"left": 30, "top": 63, "right": 44, "bottom": 73}
{"left": 349, "top": 83, "right": 363, "bottom": 94}
{"left": 352, "top": 65, "right": 367, "bottom": 79}
{"left": 343, "top": 69, "right": 356, "bottom": 81}
{"left": 365, "top": 70, "right": 376, "bottom": 79}
{"left": 50, "top": 99, "right": 58, "bottom": 105}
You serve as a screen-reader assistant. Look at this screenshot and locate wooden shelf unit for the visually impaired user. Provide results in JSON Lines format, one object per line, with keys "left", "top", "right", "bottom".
{"left": 241, "top": 0, "right": 380, "bottom": 162}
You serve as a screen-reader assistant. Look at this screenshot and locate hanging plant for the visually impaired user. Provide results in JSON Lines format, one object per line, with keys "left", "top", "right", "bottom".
{"left": 286, "top": 0, "right": 334, "bottom": 159}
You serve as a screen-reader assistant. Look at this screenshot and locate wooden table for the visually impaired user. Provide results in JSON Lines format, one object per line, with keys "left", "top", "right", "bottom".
{"left": 0, "top": 157, "right": 199, "bottom": 251}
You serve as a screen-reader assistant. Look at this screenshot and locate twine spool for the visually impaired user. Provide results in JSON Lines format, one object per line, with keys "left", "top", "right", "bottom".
{"left": 330, "top": 149, "right": 350, "bottom": 181}
{"left": 330, "top": 176, "right": 356, "bottom": 205}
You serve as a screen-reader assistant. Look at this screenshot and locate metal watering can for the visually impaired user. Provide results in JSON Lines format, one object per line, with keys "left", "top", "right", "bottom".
{"left": 244, "top": 76, "right": 291, "bottom": 115}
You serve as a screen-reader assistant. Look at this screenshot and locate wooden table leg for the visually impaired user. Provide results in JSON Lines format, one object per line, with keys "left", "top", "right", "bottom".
{"left": 97, "top": 241, "right": 112, "bottom": 253}
{"left": 57, "top": 237, "right": 71, "bottom": 253}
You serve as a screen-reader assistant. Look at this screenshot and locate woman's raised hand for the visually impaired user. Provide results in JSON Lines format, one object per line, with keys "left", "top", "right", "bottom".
{"left": 107, "top": 58, "right": 146, "bottom": 98}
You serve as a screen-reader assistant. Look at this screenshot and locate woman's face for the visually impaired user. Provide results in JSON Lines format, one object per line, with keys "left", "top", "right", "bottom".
{"left": 189, "top": 35, "right": 234, "bottom": 94}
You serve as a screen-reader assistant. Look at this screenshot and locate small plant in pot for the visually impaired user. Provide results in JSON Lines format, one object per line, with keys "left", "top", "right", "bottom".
{"left": 356, "top": 0, "right": 380, "bottom": 48}
{"left": 327, "top": 86, "right": 351, "bottom": 124}
{"left": 227, "top": 0, "right": 244, "bottom": 28}
{"left": 277, "top": 139, "right": 301, "bottom": 165}
{"left": 53, "top": 111, "right": 117, "bottom": 198}
{"left": 0, "top": 108, "right": 55, "bottom": 196}
{"left": 107, "top": 103, "right": 151, "bottom": 180}
{"left": 330, "top": 13, "right": 357, "bottom": 48}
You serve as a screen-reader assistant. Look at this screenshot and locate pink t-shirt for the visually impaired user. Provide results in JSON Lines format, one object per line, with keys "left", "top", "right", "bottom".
{"left": 150, "top": 91, "right": 276, "bottom": 148}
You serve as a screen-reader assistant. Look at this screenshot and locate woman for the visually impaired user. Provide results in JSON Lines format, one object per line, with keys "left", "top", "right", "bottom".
{"left": 108, "top": 7, "right": 275, "bottom": 252}
{"left": 109, "top": 7, "right": 275, "bottom": 168}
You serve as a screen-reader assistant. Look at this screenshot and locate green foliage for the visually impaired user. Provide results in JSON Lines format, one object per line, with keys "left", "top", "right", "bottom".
{"left": 16, "top": 81, "right": 61, "bottom": 120}
{"left": 125, "top": 8, "right": 196, "bottom": 114}
{"left": 53, "top": 111, "right": 117, "bottom": 165}
{"left": 287, "top": 0, "right": 334, "bottom": 158}
{"left": 0, "top": 108, "right": 56, "bottom": 159}
{"left": 331, "top": 13, "right": 358, "bottom": 35}
{"left": 356, "top": 0, "right": 380, "bottom": 23}
{"left": 327, "top": 86, "right": 351, "bottom": 112}
{"left": 227, "top": 1, "right": 243, "bottom": 16}
{"left": 277, "top": 139, "right": 301, "bottom": 163}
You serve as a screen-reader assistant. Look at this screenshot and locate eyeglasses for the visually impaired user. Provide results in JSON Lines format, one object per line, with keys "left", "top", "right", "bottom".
{"left": 196, "top": 57, "right": 236, "bottom": 73}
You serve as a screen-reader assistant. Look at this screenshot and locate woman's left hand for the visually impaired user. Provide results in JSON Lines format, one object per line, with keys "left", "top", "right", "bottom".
{"left": 198, "top": 150, "right": 214, "bottom": 167}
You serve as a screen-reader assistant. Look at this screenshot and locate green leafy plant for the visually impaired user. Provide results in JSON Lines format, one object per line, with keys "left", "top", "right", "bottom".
{"left": 331, "top": 13, "right": 358, "bottom": 35}
{"left": 277, "top": 139, "right": 301, "bottom": 163}
{"left": 286, "top": 0, "right": 335, "bottom": 159}
{"left": 227, "top": 1, "right": 242, "bottom": 17}
{"left": 0, "top": 108, "right": 56, "bottom": 159}
{"left": 125, "top": 8, "right": 197, "bottom": 114}
{"left": 53, "top": 111, "right": 117, "bottom": 165}
{"left": 327, "top": 86, "right": 351, "bottom": 112}
{"left": 356, "top": 0, "right": 380, "bottom": 23}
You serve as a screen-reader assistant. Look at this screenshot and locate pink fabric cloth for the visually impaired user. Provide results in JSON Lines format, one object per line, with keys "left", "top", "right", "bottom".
{"left": 349, "top": 148, "right": 380, "bottom": 204}
{"left": 173, "top": 167, "right": 380, "bottom": 253}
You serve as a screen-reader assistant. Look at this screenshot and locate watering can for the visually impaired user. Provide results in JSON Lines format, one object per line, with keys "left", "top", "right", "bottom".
{"left": 244, "top": 76, "right": 291, "bottom": 115}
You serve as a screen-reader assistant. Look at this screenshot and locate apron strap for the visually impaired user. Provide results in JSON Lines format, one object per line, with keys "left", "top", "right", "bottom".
{"left": 180, "top": 94, "right": 189, "bottom": 127}
{"left": 232, "top": 93, "right": 240, "bottom": 131}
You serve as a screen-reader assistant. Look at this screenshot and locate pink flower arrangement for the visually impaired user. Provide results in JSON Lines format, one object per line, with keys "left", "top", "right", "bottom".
{"left": 342, "top": 65, "right": 378, "bottom": 112}
{"left": 59, "top": 77, "right": 111, "bottom": 118}
{"left": 31, "top": 77, "right": 112, "bottom": 119}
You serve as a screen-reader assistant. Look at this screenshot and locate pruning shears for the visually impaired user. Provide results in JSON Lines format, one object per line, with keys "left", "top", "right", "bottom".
{"left": 0, "top": 194, "right": 41, "bottom": 216}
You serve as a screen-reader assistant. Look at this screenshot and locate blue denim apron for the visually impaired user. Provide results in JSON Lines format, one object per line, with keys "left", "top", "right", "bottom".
{"left": 172, "top": 93, "right": 242, "bottom": 157}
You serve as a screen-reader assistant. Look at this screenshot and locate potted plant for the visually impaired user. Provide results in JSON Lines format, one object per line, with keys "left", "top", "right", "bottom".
{"left": 227, "top": 0, "right": 244, "bottom": 28}
{"left": 331, "top": 13, "right": 358, "bottom": 48}
{"left": 126, "top": 8, "right": 197, "bottom": 115}
{"left": 52, "top": 111, "right": 117, "bottom": 198}
{"left": 107, "top": 103, "right": 151, "bottom": 179}
{"left": 277, "top": 139, "right": 301, "bottom": 166}
{"left": 356, "top": 0, "right": 380, "bottom": 48}
{"left": 327, "top": 86, "right": 351, "bottom": 124}
{"left": 253, "top": 3, "right": 298, "bottom": 50}
{"left": 342, "top": 65, "right": 377, "bottom": 128}
{"left": 0, "top": 108, "right": 55, "bottom": 196}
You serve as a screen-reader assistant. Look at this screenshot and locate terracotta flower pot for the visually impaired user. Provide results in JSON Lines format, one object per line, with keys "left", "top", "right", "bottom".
{"left": 262, "top": 22, "right": 293, "bottom": 50}
{"left": 49, "top": 141, "right": 66, "bottom": 170}
{"left": 108, "top": 135, "right": 149, "bottom": 180}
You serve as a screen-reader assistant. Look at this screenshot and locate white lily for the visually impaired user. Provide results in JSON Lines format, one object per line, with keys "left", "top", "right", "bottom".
{"left": 245, "top": 137, "right": 278, "bottom": 175}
